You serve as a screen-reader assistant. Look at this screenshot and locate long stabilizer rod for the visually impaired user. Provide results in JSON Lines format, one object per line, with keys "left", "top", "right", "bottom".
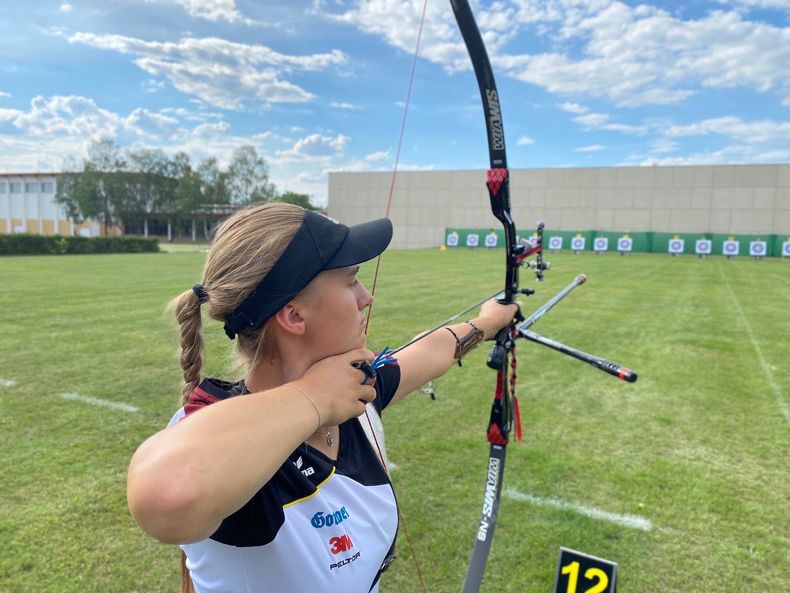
{"left": 516, "top": 273, "right": 587, "bottom": 333}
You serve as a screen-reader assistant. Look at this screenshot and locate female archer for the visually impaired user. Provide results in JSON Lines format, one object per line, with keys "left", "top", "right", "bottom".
{"left": 127, "top": 202, "right": 518, "bottom": 592}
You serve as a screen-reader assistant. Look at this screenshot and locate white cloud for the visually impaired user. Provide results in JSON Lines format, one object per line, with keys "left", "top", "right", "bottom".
{"left": 631, "top": 135, "right": 790, "bottom": 166}
{"left": 336, "top": 1, "right": 790, "bottom": 108}
{"left": 330, "top": 101, "right": 362, "bottom": 110}
{"left": 666, "top": 116, "right": 790, "bottom": 144}
{"left": 571, "top": 110, "right": 647, "bottom": 134}
{"left": 574, "top": 112, "right": 610, "bottom": 128}
{"left": 647, "top": 138, "right": 678, "bottom": 155}
{"left": 0, "top": 94, "right": 286, "bottom": 174}
{"left": 365, "top": 150, "right": 390, "bottom": 162}
{"left": 146, "top": 0, "right": 259, "bottom": 25}
{"left": 726, "top": 0, "right": 790, "bottom": 11}
{"left": 558, "top": 101, "right": 587, "bottom": 114}
{"left": 0, "top": 107, "right": 23, "bottom": 122}
{"left": 58, "top": 3, "right": 73, "bottom": 13}
{"left": 68, "top": 33, "right": 347, "bottom": 110}
{"left": 275, "top": 133, "right": 350, "bottom": 163}
{"left": 142, "top": 79, "right": 166, "bottom": 94}
{"left": 575, "top": 144, "right": 605, "bottom": 152}
{"left": 332, "top": 0, "right": 476, "bottom": 72}
{"left": 0, "top": 91, "right": 11, "bottom": 98}
{"left": 10, "top": 95, "right": 124, "bottom": 138}
{"left": 250, "top": 130, "right": 289, "bottom": 143}
{"left": 516, "top": 135, "right": 534, "bottom": 145}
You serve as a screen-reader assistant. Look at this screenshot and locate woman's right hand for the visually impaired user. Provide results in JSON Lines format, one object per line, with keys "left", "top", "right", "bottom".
{"left": 292, "top": 348, "right": 377, "bottom": 427}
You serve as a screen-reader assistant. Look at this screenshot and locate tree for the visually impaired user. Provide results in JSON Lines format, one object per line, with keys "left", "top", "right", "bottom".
{"left": 226, "top": 145, "right": 276, "bottom": 205}
{"left": 54, "top": 156, "right": 84, "bottom": 231}
{"left": 277, "top": 191, "right": 319, "bottom": 211}
{"left": 126, "top": 149, "right": 173, "bottom": 236}
{"left": 175, "top": 163, "right": 203, "bottom": 241}
{"left": 84, "top": 139, "right": 126, "bottom": 235}
{"left": 197, "top": 157, "right": 229, "bottom": 206}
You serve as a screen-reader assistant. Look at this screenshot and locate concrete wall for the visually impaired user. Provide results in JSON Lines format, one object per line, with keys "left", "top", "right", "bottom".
{"left": 328, "top": 164, "right": 790, "bottom": 249}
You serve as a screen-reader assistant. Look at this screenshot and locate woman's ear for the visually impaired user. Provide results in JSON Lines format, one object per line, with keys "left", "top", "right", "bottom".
{"left": 272, "top": 303, "right": 306, "bottom": 336}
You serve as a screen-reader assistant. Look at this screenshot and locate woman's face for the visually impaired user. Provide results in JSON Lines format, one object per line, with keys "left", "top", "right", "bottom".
{"left": 298, "top": 265, "right": 373, "bottom": 355}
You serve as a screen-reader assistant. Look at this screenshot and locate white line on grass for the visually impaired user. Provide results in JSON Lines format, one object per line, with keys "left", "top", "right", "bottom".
{"left": 504, "top": 487, "right": 653, "bottom": 532}
{"left": 717, "top": 263, "right": 790, "bottom": 426}
{"left": 59, "top": 392, "right": 139, "bottom": 413}
{"left": 0, "top": 379, "right": 17, "bottom": 387}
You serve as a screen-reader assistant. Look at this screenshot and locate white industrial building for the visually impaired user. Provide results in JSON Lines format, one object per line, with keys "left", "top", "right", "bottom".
{"left": 0, "top": 172, "right": 102, "bottom": 236}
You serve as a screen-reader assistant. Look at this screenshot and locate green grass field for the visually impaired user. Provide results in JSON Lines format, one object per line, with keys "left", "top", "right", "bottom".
{"left": 1, "top": 248, "right": 788, "bottom": 593}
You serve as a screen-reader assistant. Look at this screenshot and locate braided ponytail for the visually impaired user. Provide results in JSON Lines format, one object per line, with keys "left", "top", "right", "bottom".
{"left": 172, "top": 288, "right": 206, "bottom": 403}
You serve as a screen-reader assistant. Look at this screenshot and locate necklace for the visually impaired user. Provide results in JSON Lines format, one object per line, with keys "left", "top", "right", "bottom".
{"left": 326, "top": 430, "right": 334, "bottom": 447}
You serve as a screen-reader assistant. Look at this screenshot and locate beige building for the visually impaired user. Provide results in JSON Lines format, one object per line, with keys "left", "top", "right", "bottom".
{"left": 0, "top": 172, "right": 103, "bottom": 236}
{"left": 328, "top": 164, "right": 790, "bottom": 249}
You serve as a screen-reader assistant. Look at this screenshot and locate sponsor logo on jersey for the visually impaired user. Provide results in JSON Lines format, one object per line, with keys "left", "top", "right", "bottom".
{"left": 293, "top": 455, "right": 314, "bottom": 477}
{"left": 329, "top": 550, "right": 361, "bottom": 570}
{"left": 311, "top": 506, "right": 350, "bottom": 528}
{"left": 328, "top": 533, "right": 354, "bottom": 555}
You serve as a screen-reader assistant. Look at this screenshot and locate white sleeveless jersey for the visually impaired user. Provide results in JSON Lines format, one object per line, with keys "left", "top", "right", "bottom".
{"left": 168, "top": 363, "right": 401, "bottom": 593}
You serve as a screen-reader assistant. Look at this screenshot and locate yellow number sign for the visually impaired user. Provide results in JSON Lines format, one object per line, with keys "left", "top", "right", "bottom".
{"left": 554, "top": 548, "right": 617, "bottom": 593}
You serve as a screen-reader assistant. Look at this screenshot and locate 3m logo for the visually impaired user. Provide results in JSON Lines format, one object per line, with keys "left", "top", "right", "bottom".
{"left": 293, "top": 456, "right": 315, "bottom": 477}
{"left": 329, "top": 534, "right": 354, "bottom": 555}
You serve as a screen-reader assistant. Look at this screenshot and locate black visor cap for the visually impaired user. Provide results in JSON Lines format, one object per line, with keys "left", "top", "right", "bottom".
{"left": 223, "top": 211, "right": 392, "bottom": 339}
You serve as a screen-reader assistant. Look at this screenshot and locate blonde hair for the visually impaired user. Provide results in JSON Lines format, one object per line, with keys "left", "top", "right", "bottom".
{"left": 170, "top": 202, "right": 305, "bottom": 403}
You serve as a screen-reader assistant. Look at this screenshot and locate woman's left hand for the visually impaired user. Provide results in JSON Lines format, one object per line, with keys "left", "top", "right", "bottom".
{"left": 478, "top": 298, "right": 521, "bottom": 337}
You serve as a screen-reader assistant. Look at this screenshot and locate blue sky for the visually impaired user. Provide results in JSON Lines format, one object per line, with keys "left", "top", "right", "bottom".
{"left": 0, "top": 0, "right": 788, "bottom": 204}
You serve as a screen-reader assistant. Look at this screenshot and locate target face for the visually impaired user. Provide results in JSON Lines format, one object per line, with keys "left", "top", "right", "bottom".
{"left": 783, "top": 242, "right": 790, "bottom": 256}
{"left": 749, "top": 241, "right": 766, "bottom": 256}
{"left": 618, "top": 238, "right": 633, "bottom": 251}
{"left": 669, "top": 239, "right": 684, "bottom": 254}
{"left": 571, "top": 237, "right": 586, "bottom": 250}
{"left": 466, "top": 234, "right": 479, "bottom": 247}
{"left": 723, "top": 241, "right": 739, "bottom": 255}
{"left": 549, "top": 236, "right": 563, "bottom": 250}
{"left": 594, "top": 238, "right": 608, "bottom": 251}
{"left": 695, "top": 240, "right": 711, "bottom": 254}
{"left": 485, "top": 233, "right": 498, "bottom": 248}
{"left": 446, "top": 232, "right": 459, "bottom": 247}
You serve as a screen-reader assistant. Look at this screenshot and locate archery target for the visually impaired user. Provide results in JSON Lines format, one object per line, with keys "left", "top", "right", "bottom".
{"left": 485, "top": 233, "right": 498, "bottom": 248}
{"left": 571, "top": 237, "right": 586, "bottom": 251}
{"left": 749, "top": 241, "right": 766, "bottom": 256}
{"left": 466, "top": 233, "right": 480, "bottom": 247}
{"left": 668, "top": 239, "right": 684, "bottom": 254}
{"left": 695, "top": 240, "right": 712, "bottom": 255}
{"left": 549, "top": 236, "right": 563, "bottom": 250}
{"left": 446, "top": 232, "right": 459, "bottom": 247}
{"left": 723, "top": 240, "right": 739, "bottom": 255}
{"left": 594, "top": 237, "right": 609, "bottom": 251}
{"left": 617, "top": 237, "right": 633, "bottom": 252}
{"left": 783, "top": 242, "right": 790, "bottom": 256}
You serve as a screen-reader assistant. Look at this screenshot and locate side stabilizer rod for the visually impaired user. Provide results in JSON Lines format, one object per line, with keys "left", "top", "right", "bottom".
{"left": 520, "top": 329, "right": 638, "bottom": 383}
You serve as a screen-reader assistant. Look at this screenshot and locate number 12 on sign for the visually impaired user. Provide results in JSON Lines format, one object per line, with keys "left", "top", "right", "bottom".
{"left": 554, "top": 547, "right": 617, "bottom": 593}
